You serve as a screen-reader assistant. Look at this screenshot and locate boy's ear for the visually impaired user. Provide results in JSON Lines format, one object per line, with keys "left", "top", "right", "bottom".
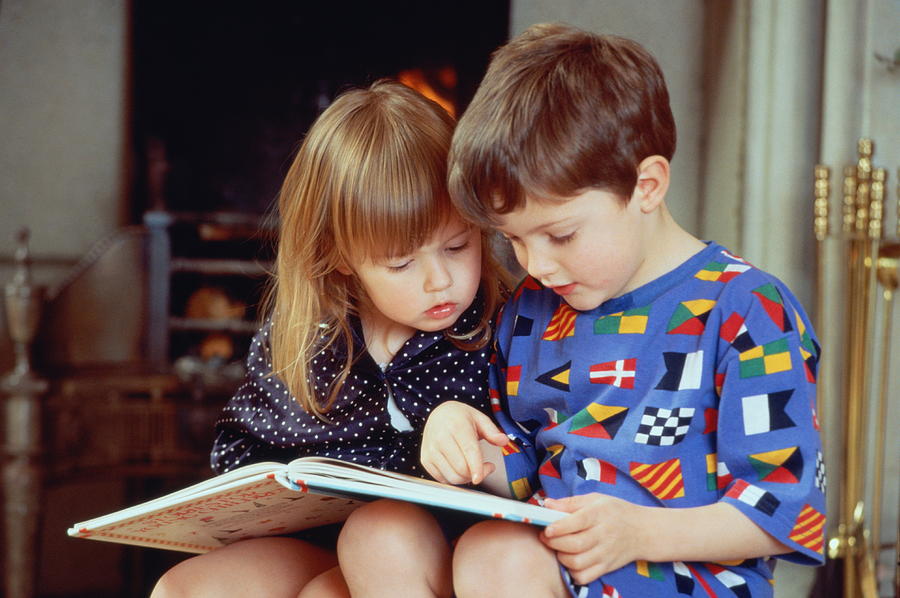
{"left": 633, "top": 155, "right": 670, "bottom": 214}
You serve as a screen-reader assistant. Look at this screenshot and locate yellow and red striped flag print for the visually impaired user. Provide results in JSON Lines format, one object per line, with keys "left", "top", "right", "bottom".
{"left": 789, "top": 504, "right": 826, "bottom": 554}
{"left": 542, "top": 303, "right": 577, "bottom": 340}
{"left": 630, "top": 458, "right": 685, "bottom": 500}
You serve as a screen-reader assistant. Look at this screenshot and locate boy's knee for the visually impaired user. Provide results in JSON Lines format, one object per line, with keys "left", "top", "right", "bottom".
{"left": 454, "top": 520, "right": 534, "bottom": 564}
{"left": 454, "top": 520, "right": 560, "bottom": 595}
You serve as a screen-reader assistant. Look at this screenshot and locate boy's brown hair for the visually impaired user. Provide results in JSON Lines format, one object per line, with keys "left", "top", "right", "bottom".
{"left": 449, "top": 22, "right": 676, "bottom": 225}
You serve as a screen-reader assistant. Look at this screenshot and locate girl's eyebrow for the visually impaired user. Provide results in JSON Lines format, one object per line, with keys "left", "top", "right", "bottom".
{"left": 444, "top": 224, "right": 474, "bottom": 241}
{"left": 377, "top": 224, "right": 473, "bottom": 262}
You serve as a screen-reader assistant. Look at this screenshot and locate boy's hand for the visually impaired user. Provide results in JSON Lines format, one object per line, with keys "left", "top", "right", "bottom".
{"left": 541, "top": 495, "right": 793, "bottom": 585}
{"left": 540, "top": 494, "right": 647, "bottom": 586}
{"left": 421, "top": 401, "right": 509, "bottom": 485}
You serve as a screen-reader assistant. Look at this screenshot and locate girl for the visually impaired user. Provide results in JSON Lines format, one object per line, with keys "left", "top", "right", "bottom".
{"left": 151, "top": 80, "right": 507, "bottom": 598}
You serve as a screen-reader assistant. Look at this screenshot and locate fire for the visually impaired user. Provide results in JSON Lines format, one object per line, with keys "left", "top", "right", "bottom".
{"left": 397, "top": 66, "right": 457, "bottom": 117}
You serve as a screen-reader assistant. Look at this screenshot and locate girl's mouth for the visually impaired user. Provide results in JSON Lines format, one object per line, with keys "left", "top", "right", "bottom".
{"left": 426, "top": 303, "right": 457, "bottom": 319}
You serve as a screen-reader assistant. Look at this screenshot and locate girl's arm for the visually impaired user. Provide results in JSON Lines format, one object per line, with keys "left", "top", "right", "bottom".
{"left": 540, "top": 494, "right": 790, "bottom": 586}
{"left": 420, "top": 400, "right": 509, "bottom": 485}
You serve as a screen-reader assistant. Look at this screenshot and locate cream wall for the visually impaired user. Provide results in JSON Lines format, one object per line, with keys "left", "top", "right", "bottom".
{"left": 0, "top": 0, "right": 128, "bottom": 272}
{"left": 0, "top": 0, "right": 128, "bottom": 371}
{"left": 0, "top": 0, "right": 128, "bottom": 262}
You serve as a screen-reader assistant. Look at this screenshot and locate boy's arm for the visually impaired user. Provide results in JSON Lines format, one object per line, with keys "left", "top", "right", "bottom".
{"left": 540, "top": 495, "right": 789, "bottom": 586}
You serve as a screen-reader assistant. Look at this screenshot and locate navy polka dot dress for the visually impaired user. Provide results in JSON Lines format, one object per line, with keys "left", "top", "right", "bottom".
{"left": 211, "top": 293, "right": 492, "bottom": 477}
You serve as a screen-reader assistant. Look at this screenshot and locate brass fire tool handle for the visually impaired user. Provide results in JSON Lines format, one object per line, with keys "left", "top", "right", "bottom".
{"left": 817, "top": 139, "right": 896, "bottom": 598}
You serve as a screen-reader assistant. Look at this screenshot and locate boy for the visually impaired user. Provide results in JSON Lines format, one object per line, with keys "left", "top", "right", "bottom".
{"left": 421, "top": 23, "right": 825, "bottom": 597}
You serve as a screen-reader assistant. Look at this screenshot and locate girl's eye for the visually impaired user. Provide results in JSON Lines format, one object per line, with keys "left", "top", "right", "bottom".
{"left": 386, "top": 260, "right": 412, "bottom": 272}
{"left": 549, "top": 231, "right": 576, "bottom": 245}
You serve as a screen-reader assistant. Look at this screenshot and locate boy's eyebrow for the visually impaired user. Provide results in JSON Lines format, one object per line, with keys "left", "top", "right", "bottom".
{"left": 501, "top": 217, "right": 577, "bottom": 237}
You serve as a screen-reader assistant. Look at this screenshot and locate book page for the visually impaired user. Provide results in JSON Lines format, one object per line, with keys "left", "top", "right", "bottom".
{"left": 476, "top": 439, "right": 512, "bottom": 498}
{"left": 68, "top": 473, "right": 362, "bottom": 553}
{"left": 285, "top": 458, "right": 563, "bottom": 527}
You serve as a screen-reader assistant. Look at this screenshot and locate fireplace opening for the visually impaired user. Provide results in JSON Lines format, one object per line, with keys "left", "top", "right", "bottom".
{"left": 130, "top": 1, "right": 510, "bottom": 218}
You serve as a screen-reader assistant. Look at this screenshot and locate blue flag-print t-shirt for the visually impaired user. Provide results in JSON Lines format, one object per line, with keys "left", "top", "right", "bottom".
{"left": 491, "top": 242, "right": 825, "bottom": 598}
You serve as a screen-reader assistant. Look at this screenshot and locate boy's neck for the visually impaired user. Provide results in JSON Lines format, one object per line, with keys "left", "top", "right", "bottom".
{"left": 634, "top": 203, "right": 706, "bottom": 290}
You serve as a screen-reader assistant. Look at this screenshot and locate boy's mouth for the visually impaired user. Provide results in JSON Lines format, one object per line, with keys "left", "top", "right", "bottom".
{"left": 550, "top": 283, "right": 577, "bottom": 296}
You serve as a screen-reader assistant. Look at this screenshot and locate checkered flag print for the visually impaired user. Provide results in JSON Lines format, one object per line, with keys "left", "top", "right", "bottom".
{"left": 814, "top": 449, "right": 826, "bottom": 493}
{"left": 634, "top": 407, "right": 695, "bottom": 446}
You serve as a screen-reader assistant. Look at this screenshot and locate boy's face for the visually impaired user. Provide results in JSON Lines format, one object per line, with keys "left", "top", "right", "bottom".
{"left": 495, "top": 188, "right": 652, "bottom": 312}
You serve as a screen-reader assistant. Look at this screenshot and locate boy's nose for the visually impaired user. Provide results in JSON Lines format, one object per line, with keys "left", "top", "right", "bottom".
{"left": 521, "top": 248, "right": 556, "bottom": 281}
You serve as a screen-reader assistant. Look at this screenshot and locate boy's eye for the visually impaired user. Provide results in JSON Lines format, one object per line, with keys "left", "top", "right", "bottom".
{"left": 549, "top": 231, "right": 576, "bottom": 245}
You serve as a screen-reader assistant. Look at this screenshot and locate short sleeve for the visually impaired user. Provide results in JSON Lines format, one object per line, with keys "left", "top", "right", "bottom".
{"left": 714, "top": 281, "right": 826, "bottom": 565}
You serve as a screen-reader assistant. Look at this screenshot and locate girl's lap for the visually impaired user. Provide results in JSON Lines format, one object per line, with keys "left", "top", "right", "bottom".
{"left": 151, "top": 536, "right": 337, "bottom": 597}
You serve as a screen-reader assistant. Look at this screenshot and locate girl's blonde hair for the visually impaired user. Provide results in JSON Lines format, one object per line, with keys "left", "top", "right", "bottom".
{"left": 265, "top": 79, "right": 506, "bottom": 420}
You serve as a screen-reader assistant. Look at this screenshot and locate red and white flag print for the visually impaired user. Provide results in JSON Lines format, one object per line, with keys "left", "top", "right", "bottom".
{"left": 589, "top": 358, "right": 637, "bottom": 389}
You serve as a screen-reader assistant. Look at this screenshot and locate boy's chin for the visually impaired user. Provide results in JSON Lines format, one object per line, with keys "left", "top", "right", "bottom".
{"left": 560, "top": 295, "right": 602, "bottom": 312}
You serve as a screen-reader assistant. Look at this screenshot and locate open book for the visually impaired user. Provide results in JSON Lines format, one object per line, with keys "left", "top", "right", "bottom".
{"left": 67, "top": 456, "right": 563, "bottom": 553}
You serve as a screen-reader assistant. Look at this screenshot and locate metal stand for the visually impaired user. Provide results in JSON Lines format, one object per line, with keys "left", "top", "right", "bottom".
{"left": 2, "top": 229, "right": 48, "bottom": 598}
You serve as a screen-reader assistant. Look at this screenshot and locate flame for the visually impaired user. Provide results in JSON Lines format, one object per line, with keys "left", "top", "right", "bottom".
{"left": 397, "top": 66, "right": 457, "bottom": 117}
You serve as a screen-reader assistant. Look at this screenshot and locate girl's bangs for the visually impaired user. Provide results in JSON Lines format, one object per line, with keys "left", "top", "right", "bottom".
{"left": 341, "top": 166, "right": 453, "bottom": 261}
{"left": 328, "top": 80, "right": 456, "bottom": 262}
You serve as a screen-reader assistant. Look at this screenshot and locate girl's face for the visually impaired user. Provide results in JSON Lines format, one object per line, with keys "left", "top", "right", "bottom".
{"left": 351, "top": 215, "right": 483, "bottom": 337}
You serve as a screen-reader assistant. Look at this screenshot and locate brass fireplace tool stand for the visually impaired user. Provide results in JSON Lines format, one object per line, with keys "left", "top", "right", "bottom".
{"left": 2, "top": 228, "right": 48, "bottom": 598}
{"left": 815, "top": 139, "right": 898, "bottom": 598}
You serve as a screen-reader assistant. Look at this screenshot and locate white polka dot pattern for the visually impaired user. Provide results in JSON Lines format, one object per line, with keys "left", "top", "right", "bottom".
{"left": 211, "top": 296, "right": 492, "bottom": 478}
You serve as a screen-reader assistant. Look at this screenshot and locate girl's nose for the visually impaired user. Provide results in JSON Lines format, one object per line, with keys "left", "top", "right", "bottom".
{"left": 424, "top": 258, "right": 453, "bottom": 292}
